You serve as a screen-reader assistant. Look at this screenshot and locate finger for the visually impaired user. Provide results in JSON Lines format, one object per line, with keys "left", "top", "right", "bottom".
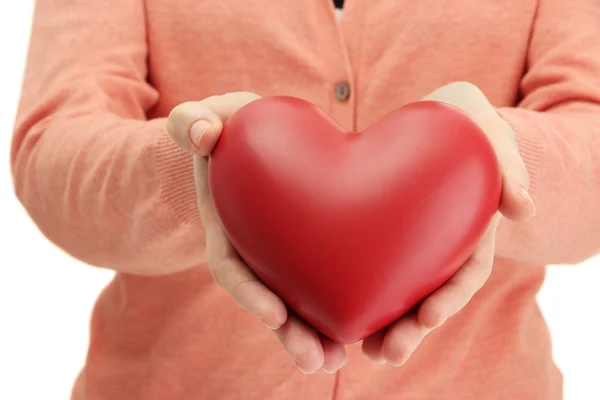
{"left": 272, "top": 315, "right": 325, "bottom": 374}
{"left": 193, "top": 156, "right": 224, "bottom": 230}
{"left": 497, "top": 152, "right": 535, "bottom": 222}
{"left": 194, "top": 157, "right": 287, "bottom": 329}
{"left": 418, "top": 215, "right": 500, "bottom": 329}
{"left": 422, "top": 82, "right": 535, "bottom": 221}
{"left": 381, "top": 312, "right": 430, "bottom": 366}
{"left": 422, "top": 82, "right": 491, "bottom": 115}
{"left": 209, "top": 252, "right": 287, "bottom": 329}
{"left": 361, "top": 329, "right": 387, "bottom": 364}
{"left": 499, "top": 177, "right": 535, "bottom": 222}
{"left": 488, "top": 123, "right": 536, "bottom": 222}
{"left": 320, "top": 334, "right": 347, "bottom": 374}
{"left": 177, "top": 94, "right": 283, "bottom": 329}
{"left": 167, "top": 92, "right": 260, "bottom": 155}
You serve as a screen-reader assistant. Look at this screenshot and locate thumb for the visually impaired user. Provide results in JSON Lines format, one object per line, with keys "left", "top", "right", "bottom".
{"left": 496, "top": 142, "right": 535, "bottom": 222}
{"left": 167, "top": 92, "right": 260, "bottom": 156}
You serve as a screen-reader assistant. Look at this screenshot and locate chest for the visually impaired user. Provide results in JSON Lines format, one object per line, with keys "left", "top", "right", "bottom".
{"left": 145, "top": 0, "right": 537, "bottom": 128}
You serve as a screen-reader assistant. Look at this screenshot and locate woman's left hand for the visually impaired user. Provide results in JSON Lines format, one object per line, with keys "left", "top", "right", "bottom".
{"left": 362, "top": 81, "right": 536, "bottom": 365}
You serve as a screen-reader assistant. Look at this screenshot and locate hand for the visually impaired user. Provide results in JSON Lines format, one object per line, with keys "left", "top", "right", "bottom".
{"left": 167, "top": 92, "right": 347, "bottom": 374}
{"left": 362, "top": 81, "right": 536, "bottom": 365}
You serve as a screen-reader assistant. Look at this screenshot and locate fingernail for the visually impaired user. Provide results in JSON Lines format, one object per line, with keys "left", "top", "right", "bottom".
{"left": 366, "top": 355, "right": 386, "bottom": 364}
{"left": 384, "top": 352, "right": 411, "bottom": 367}
{"left": 189, "top": 120, "right": 211, "bottom": 148}
{"left": 261, "top": 318, "right": 281, "bottom": 330}
{"left": 322, "top": 359, "right": 348, "bottom": 374}
{"left": 296, "top": 363, "right": 312, "bottom": 374}
{"left": 385, "top": 357, "right": 408, "bottom": 367}
{"left": 519, "top": 187, "right": 533, "bottom": 204}
{"left": 519, "top": 187, "right": 536, "bottom": 217}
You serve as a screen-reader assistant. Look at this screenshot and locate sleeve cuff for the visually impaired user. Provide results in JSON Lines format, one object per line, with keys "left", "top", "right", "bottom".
{"left": 152, "top": 119, "right": 202, "bottom": 225}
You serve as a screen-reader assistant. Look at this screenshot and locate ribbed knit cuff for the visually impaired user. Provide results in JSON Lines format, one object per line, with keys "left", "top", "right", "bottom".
{"left": 496, "top": 108, "right": 547, "bottom": 196}
{"left": 153, "top": 119, "right": 202, "bottom": 225}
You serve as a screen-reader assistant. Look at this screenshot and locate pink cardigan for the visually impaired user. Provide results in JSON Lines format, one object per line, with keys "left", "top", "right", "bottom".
{"left": 12, "top": 0, "right": 600, "bottom": 398}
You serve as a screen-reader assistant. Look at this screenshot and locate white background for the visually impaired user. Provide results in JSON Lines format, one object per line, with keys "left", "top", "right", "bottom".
{"left": 0, "top": 2, "right": 599, "bottom": 400}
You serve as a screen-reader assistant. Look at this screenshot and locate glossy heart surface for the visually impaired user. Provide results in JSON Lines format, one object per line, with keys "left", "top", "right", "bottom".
{"left": 209, "top": 96, "right": 501, "bottom": 344}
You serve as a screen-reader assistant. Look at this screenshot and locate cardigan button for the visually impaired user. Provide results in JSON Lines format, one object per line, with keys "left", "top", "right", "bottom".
{"left": 334, "top": 81, "right": 351, "bottom": 101}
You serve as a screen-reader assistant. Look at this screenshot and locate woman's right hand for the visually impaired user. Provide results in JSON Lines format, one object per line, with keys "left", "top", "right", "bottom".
{"left": 167, "top": 92, "right": 347, "bottom": 374}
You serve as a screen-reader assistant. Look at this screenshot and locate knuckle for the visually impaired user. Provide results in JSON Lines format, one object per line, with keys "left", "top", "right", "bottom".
{"left": 467, "top": 261, "right": 491, "bottom": 291}
{"left": 231, "top": 276, "right": 257, "bottom": 299}
{"left": 168, "top": 102, "right": 195, "bottom": 121}
{"left": 453, "top": 80, "right": 477, "bottom": 90}
{"left": 167, "top": 102, "right": 208, "bottom": 138}
{"left": 209, "top": 257, "right": 235, "bottom": 289}
{"left": 446, "top": 279, "right": 474, "bottom": 298}
{"left": 293, "top": 342, "right": 320, "bottom": 364}
{"left": 209, "top": 256, "right": 258, "bottom": 303}
{"left": 167, "top": 104, "right": 183, "bottom": 122}
{"left": 220, "top": 92, "right": 244, "bottom": 102}
{"left": 446, "top": 81, "right": 482, "bottom": 96}
{"left": 240, "top": 91, "right": 261, "bottom": 100}
{"left": 384, "top": 338, "right": 412, "bottom": 364}
{"left": 220, "top": 91, "right": 260, "bottom": 109}
{"left": 228, "top": 91, "right": 259, "bottom": 99}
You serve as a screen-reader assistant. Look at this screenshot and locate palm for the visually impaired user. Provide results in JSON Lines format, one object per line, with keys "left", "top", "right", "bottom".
{"left": 195, "top": 156, "right": 347, "bottom": 374}
{"left": 361, "top": 213, "right": 500, "bottom": 365}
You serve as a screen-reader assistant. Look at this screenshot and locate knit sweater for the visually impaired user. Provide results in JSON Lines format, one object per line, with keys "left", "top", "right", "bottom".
{"left": 12, "top": 0, "right": 600, "bottom": 399}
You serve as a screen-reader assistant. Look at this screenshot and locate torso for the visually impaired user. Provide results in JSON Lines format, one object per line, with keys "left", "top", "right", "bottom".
{"left": 75, "top": 1, "right": 562, "bottom": 399}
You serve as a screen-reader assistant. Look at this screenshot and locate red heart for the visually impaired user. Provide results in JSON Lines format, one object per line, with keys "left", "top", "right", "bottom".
{"left": 209, "top": 96, "right": 501, "bottom": 344}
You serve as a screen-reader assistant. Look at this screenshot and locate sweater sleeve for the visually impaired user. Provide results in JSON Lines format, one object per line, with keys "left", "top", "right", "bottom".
{"left": 11, "top": 0, "right": 205, "bottom": 274}
{"left": 494, "top": 0, "right": 600, "bottom": 265}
